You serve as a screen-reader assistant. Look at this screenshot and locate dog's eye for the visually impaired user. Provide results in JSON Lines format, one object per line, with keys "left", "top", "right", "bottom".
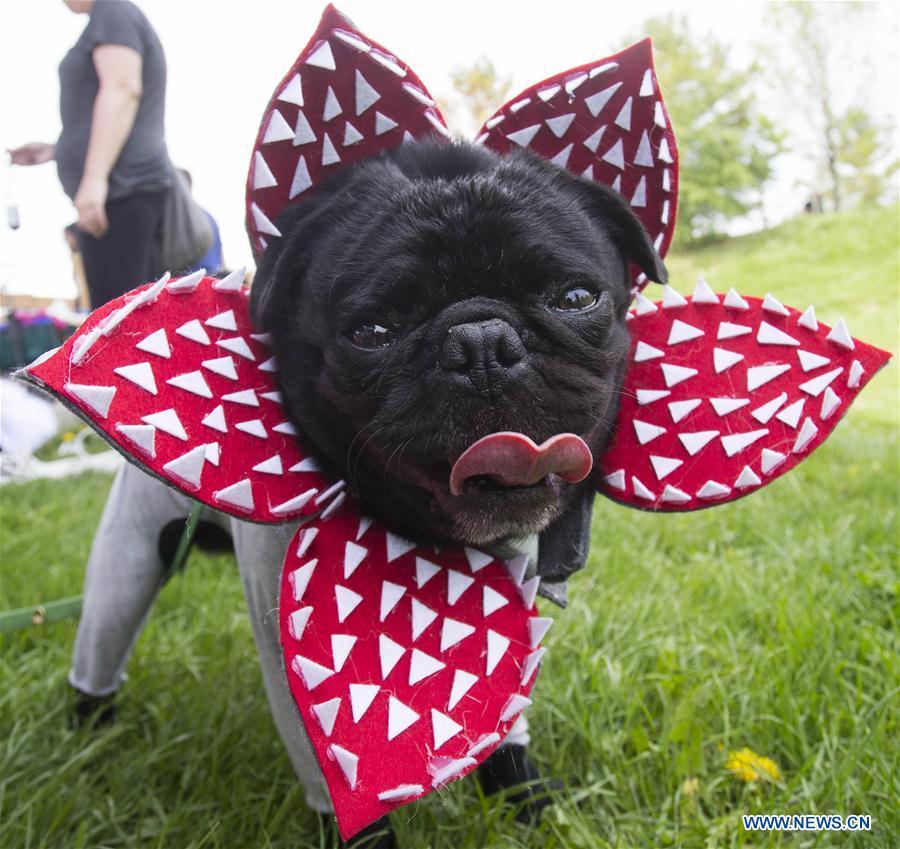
{"left": 350, "top": 323, "right": 395, "bottom": 349}
{"left": 553, "top": 287, "right": 598, "bottom": 312}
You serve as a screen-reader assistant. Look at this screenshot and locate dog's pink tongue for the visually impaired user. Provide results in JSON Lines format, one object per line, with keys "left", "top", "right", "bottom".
{"left": 449, "top": 432, "right": 593, "bottom": 496}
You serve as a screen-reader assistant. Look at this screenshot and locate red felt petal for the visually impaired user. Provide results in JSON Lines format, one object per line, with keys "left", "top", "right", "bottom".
{"left": 245, "top": 4, "right": 449, "bottom": 256}
{"left": 280, "top": 502, "right": 545, "bottom": 839}
{"left": 597, "top": 288, "right": 891, "bottom": 510}
{"left": 21, "top": 274, "right": 332, "bottom": 523}
{"left": 477, "top": 39, "right": 678, "bottom": 291}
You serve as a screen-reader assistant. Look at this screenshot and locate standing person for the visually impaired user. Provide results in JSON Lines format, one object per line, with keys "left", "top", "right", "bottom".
{"left": 8, "top": 0, "right": 170, "bottom": 308}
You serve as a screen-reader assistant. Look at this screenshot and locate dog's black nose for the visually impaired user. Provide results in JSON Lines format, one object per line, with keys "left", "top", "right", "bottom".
{"left": 439, "top": 319, "right": 525, "bottom": 398}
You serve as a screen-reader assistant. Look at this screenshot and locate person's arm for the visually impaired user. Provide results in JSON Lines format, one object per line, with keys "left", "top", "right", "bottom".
{"left": 73, "top": 43, "right": 143, "bottom": 238}
{"left": 7, "top": 143, "right": 55, "bottom": 165}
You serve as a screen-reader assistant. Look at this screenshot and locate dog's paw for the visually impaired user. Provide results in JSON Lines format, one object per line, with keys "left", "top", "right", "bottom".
{"left": 476, "top": 744, "right": 562, "bottom": 824}
{"left": 69, "top": 688, "right": 117, "bottom": 730}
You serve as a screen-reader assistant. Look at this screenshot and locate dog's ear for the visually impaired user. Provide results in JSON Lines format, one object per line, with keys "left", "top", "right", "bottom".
{"left": 574, "top": 177, "right": 668, "bottom": 286}
{"left": 250, "top": 200, "right": 327, "bottom": 332}
{"left": 249, "top": 176, "right": 357, "bottom": 332}
{"left": 536, "top": 483, "right": 596, "bottom": 592}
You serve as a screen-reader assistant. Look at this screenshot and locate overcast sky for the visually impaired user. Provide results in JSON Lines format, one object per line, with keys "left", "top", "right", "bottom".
{"left": 1, "top": 0, "right": 897, "bottom": 300}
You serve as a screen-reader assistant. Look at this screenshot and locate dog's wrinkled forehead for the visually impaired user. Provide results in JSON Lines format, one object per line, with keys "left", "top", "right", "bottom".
{"left": 312, "top": 149, "right": 629, "bottom": 317}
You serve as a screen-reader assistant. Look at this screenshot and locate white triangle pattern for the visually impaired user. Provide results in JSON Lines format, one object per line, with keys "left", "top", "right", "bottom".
{"left": 410, "top": 598, "right": 438, "bottom": 641}
{"left": 581, "top": 276, "right": 871, "bottom": 505}
{"left": 113, "top": 362, "right": 157, "bottom": 394}
{"left": 448, "top": 669, "right": 478, "bottom": 711}
{"left": 378, "top": 635, "right": 405, "bottom": 679}
{"left": 136, "top": 328, "right": 171, "bottom": 358}
{"left": 431, "top": 709, "right": 463, "bottom": 749}
{"left": 115, "top": 423, "right": 156, "bottom": 457}
{"left": 312, "top": 698, "right": 340, "bottom": 736}
{"left": 387, "top": 697, "right": 419, "bottom": 741}
{"left": 331, "top": 634, "right": 357, "bottom": 672}
{"left": 349, "top": 683, "right": 379, "bottom": 722}
{"left": 202, "top": 442, "right": 220, "bottom": 466}
{"left": 440, "top": 617, "right": 476, "bottom": 651}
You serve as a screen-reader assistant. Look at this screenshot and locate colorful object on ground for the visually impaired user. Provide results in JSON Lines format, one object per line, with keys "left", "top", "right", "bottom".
{"left": 17, "top": 5, "right": 892, "bottom": 840}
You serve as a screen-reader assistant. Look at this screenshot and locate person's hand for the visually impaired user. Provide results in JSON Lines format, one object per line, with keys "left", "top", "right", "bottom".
{"left": 7, "top": 142, "right": 55, "bottom": 166}
{"left": 74, "top": 173, "right": 109, "bottom": 238}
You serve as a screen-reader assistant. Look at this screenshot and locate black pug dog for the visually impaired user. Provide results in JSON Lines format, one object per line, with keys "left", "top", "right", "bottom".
{"left": 251, "top": 140, "right": 665, "bottom": 557}
{"left": 250, "top": 140, "right": 665, "bottom": 841}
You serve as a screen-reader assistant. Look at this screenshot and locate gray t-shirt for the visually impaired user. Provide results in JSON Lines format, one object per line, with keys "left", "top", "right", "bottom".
{"left": 56, "top": 0, "right": 170, "bottom": 201}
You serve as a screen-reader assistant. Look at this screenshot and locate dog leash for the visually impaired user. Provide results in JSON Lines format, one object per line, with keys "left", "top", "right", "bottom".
{"left": 0, "top": 503, "right": 204, "bottom": 632}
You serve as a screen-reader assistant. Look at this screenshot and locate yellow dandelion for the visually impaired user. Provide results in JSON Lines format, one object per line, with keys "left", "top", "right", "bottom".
{"left": 725, "top": 748, "right": 781, "bottom": 783}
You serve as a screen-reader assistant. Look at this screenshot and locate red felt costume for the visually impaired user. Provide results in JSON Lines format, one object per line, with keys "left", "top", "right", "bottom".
{"left": 20, "top": 6, "right": 890, "bottom": 839}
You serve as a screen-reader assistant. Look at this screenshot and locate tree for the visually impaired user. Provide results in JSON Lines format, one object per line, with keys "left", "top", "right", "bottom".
{"left": 444, "top": 57, "right": 512, "bottom": 138}
{"left": 635, "top": 16, "right": 783, "bottom": 246}
{"left": 836, "top": 108, "right": 899, "bottom": 208}
{"left": 446, "top": 21, "right": 784, "bottom": 246}
{"left": 765, "top": 2, "right": 898, "bottom": 211}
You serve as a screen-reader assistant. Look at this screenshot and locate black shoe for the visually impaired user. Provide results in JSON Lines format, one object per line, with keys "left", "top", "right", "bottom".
{"left": 476, "top": 744, "right": 561, "bottom": 824}
{"left": 345, "top": 816, "right": 395, "bottom": 849}
{"left": 69, "top": 688, "right": 117, "bottom": 730}
{"left": 315, "top": 813, "right": 395, "bottom": 849}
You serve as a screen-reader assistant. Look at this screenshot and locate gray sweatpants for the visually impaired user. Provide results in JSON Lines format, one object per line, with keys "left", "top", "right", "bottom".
{"left": 70, "top": 462, "right": 529, "bottom": 813}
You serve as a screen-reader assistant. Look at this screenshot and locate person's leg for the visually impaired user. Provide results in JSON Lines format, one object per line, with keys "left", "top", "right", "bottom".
{"left": 69, "top": 462, "right": 199, "bottom": 699}
{"left": 76, "top": 190, "right": 166, "bottom": 309}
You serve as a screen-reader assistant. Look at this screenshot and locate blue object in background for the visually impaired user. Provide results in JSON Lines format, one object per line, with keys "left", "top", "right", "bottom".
{"left": 187, "top": 210, "right": 223, "bottom": 274}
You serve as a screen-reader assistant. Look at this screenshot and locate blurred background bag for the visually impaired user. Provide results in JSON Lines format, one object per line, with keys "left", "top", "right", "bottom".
{"left": 154, "top": 166, "right": 213, "bottom": 274}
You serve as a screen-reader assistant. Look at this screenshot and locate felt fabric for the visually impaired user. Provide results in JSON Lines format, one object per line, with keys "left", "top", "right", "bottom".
{"left": 476, "top": 38, "right": 677, "bottom": 291}
{"left": 279, "top": 507, "right": 546, "bottom": 838}
{"left": 21, "top": 274, "right": 890, "bottom": 524}
{"left": 244, "top": 4, "right": 450, "bottom": 256}
{"left": 23, "top": 271, "right": 332, "bottom": 524}
{"left": 69, "top": 460, "right": 534, "bottom": 824}
{"left": 243, "top": 6, "right": 675, "bottom": 296}
{"left": 598, "top": 287, "right": 892, "bottom": 509}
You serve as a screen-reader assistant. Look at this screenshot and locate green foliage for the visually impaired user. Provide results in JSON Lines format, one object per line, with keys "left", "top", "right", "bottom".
{"left": 832, "top": 108, "right": 899, "bottom": 208}
{"left": 639, "top": 15, "right": 784, "bottom": 246}
{"left": 447, "top": 57, "right": 513, "bottom": 134}
{"left": 1, "top": 207, "right": 897, "bottom": 847}
{"left": 764, "top": 2, "right": 898, "bottom": 211}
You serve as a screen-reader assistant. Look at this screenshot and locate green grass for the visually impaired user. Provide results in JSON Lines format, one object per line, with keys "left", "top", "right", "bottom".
{"left": 1, "top": 205, "right": 897, "bottom": 848}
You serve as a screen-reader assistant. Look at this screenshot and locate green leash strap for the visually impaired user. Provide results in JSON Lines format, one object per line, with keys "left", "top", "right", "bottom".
{"left": 166, "top": 503, "right": 204, "bottom": 580}
{"left": 0, "top": 596, "right": 85, "bottom": 632}
{"left": 0, "top": 503, "right": 205, "bottom": 633}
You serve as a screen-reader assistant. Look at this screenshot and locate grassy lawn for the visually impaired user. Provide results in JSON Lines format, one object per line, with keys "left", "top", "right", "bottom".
{"left": 1, "top": 205, "right": 897, "bottom": 848}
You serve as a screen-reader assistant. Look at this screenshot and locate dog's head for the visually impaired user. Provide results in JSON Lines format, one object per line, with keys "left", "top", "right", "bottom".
{"left": 251, "top": 141, "right": 666, "bottom": 552}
